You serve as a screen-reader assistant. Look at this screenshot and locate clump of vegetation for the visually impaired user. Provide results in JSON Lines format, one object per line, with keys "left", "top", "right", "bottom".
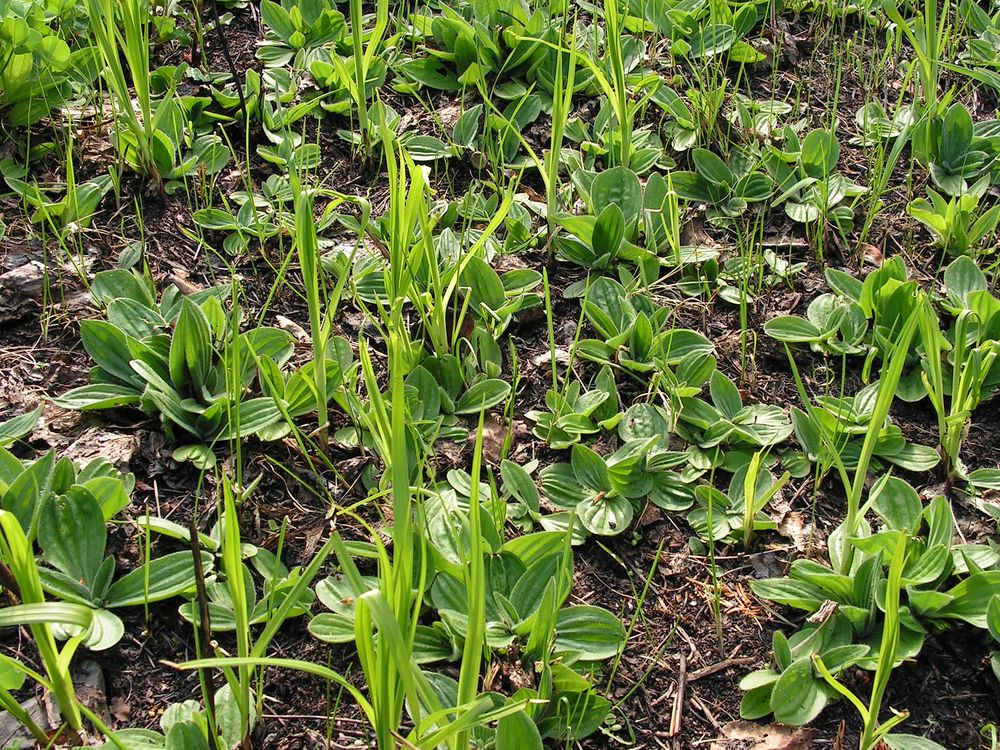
{"left": 1, "top": 0, "right": 999, "bottom": 746}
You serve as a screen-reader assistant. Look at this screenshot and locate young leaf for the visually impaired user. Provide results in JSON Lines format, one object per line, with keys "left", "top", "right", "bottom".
{"left": 592, "top": 203, "right": 625, "bottom": 257}
{"left": 454, "top": 379, "right": 511, "bottom": 414}
{"left": 571, "top": 444, "right": 611, "bottom": 493}
{"left": 769, "top": 656, "right": 827, "bottom": 725}
{"left": 37, "top": 491, "right": 106, "bottom": 592}
{"left": 692, "top": 149, "right": 733, "bottom": 186}
{"left": 0, "top": 406, "right": 42, "bottom": 448}
{"left": 496, "top": 710, "right": 542, "bottom": 750}
{"left": 577, "top": 493, "right": 633, "bottom": 536}
{"left": 168, "top": 299, "right": 212, "bottom": 392}
{"left": 800, "top": 129, "right": 840, "bottom": 178}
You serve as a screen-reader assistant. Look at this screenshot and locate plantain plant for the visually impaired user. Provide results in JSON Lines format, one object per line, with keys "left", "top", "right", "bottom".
{"left": 53, "top": 270, "right": 296, "bottom": 468}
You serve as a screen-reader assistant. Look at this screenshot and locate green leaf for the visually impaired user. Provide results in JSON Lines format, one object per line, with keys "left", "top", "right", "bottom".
{"left": 97, "top": 729, "right": 165, "bottom": 749}
{"left": 502, "top": 531, "right": 565, "bottom": 568}
{"left": 215, "top": 683, "right": 254, "bottom": 750}
{"left": 105, "top": 551, "right": 211, "bottom": 608}
{"left": 943, "top": 256, "right": 986, "bottom": 308}
{"left": 260, "top": 0, "right": 296, "bottom": 41}
{"left": 871, "top": 477, "right": 922, "bottom": 532}
{"left": 460, "top": 256, "right": 506, "bottom": 315}
{"left": 396, "top": 57, "right": 461, "bottom": 91}
{"left": 37, "top": 491, "right": 106, "bottom": 591}
{"left": 81, "top": 320, "right": 139, "bottom": 387}
{"left": 654, "top": 329, "right": 714, "bottom": 364}
{"left": 0, "top": 657, "right": 25, "bottom": 691}
{"left": 936, "top": 571, "right": 1000, "bottom": 627}
{"left": 229, "top": 397, "right": 284, "bottom": 439}
{"left": 77, "top": 608, "right": 124, "bottom": 650}
{"left": 308, "top": 612, "right": 357, "bottom": 643}
{"left": 882, "top": 735, "right": 949, "bottom": 750}
{"left": 539, "top": 463, "right": 587, "bottom": 508}
{"left": 454, "top": 379, "right": 511, "bottom": 414}
{"left": 764, "top": 316, "right": 822, "bottom": 342}
{"left": 496, "top": 710, "right": 542, "bottom": 750}
{"left": 90, "top": 270, "right": 157, "bottom": 310}
{"left": 692, "top": 148, "right": 733, "bottom": 185}
{"left": 881, "top": 443, "right": 940, "bottom": 472}
{"left": 710, "top": 372, "right": 742, "bottom": 420}
{"left": 169, "top": 299, "right": 212, "bottom": 391}
{"left": 740, "top": 680, "right": 777, "bottom": 719}
{"left": 577, "top": 493, "right": 633, "bottom": 536}
{"left": 592, "top": 203, "right": 625, "bottom": 257}
{"left": 988, "top": 595, "right": 1000, "bottom": 643}
{"left": 2, "top": 449, "right": 55, "bottom": 537}
{"left": 670, "top": 171, "right": 713, "bottom": 202}
{"left": 452, "top": 104, "right": 483, "bottom": 147}
{"left": 501, "top": 460, "right": 540, "bottom": 513}
{"left": 165, "top": 720, "right": 210, "bottom": 750}
{"left": 536, "top": 665, "right": 611, "bottom": 740}
{"left": 404, "top": 135, "right": 453, "bottom": 161}
{"left": 0, "top": 405, "right": 41, "bottom": 447}
{"left": 939, "top": 103, "right": 974, "bottom": 167}
{"left": 571, "top": 444, "right": 610, "bottom": 493}
{"left": 171, "top": 444, "right": 217, "bottom": 469}
{"left": 553, "top": 605, "right": 625, "bottom": 660}
{"left": 52, "top": 383, "right": 141, "bottom": 410}
{"left": 590, "top": 166, "right": 642, "bottom": 225}
{"left": 800, "top": 129, "right": 840, "bottom": 178}
{"left": 38, "top": 36, "right": 70, "bottom": 69}
{"left": 191, "top": 208, "right": 238, "bottom": 231}
{"left": 825, "top": 268, "right": 863, "bottom": 301}
{"left": 750, "top": 578, "right": 826, "bottom": 610}
{"left": 769, "top": 656, "right": 826, "bottom": 725}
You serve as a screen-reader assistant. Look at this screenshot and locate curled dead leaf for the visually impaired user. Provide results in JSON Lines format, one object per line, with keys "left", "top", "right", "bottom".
{"left": 275, "top": 315, "right": 310, "bottom": 343}
{"left": 863, "top": 243, "right": 883, "bottom": 266}
{"left": 710, "top": 721, "right": 814, "bottom": 750}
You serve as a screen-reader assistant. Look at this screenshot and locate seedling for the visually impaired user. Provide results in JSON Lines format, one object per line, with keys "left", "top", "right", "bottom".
{"left": 910, "top": 102, "right": 998, "bottom": 196}
{"left": 766, "top": 128, "right": 865, "bottom": 232}
{"left": 575, "top": 276, "right": 714, "bottom": 374}
{"left": 53, "top": 270, "right": 298, "bottom": 468}
{"left": 907, "top": 176, "right": 1000, "bottom": 256}
{"left": 258, "top": 0, "right": 345, "bottom": 68}
{"left": 526, "top": 366, "right": 620, "bottom": 449}
{"left": 671, "top": 147, "right": 773, "bottom": 223}
{"left": 675, "top": 371, "right": 795, "bottom": 454}
{"left": 747, "top": 489, "right": 999, "bottom": 731}
{"left": 540, "top": 442, "right": 652, "bottom": 536}
{"left": 0, "top": 0, "right": 95, "bottom": 125}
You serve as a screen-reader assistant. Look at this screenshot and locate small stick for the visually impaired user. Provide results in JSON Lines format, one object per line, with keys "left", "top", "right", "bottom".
{"left": 689, "top": 691, "right": 722, "bottom": 731}
{"left": 687, "top": 656, "right": 756, "bottom": 683}
{"left": 669, "top": 652, "right": 687, "bottom": 745}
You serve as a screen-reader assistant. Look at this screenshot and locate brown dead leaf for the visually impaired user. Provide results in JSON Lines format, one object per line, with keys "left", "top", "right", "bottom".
{"left": 167, "top": 270, "right": 204, "bottom": 295}
{"left": 862, "top": 243, "right": 884, "bottom": 266}
{"left": 435, "top": 102, "right": 462, "bottom": 130}
{"left": 638, "top": 503, "right": 663, "bottom": 526}
{"left": 776, "top": 509, "right": 814, "bottom": 552}
{"left": 73, "top": 660, "right": 110, "bottom": 723}
{"left": 63, "top": 427, "right": 139, "bottom": 472}
{"left": 711, "top": 722, "right": 814, "bottom": 750}
{"left": 275, "top": 314, "right": 310, "bottom": 343}
{"left": 110, "top": 695, "right": 132, "bottom": 723}
{"left": 471, "top": 414, "right": 507, "bottom": 466}
{"left": 530, "top": 349, "right": 570, "bottom": 369}
{"left": 30, "top": 404, "right": 85, "bottom": 449}
{"left": 0, "top": 261, "right": 46, "bottom": 322}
